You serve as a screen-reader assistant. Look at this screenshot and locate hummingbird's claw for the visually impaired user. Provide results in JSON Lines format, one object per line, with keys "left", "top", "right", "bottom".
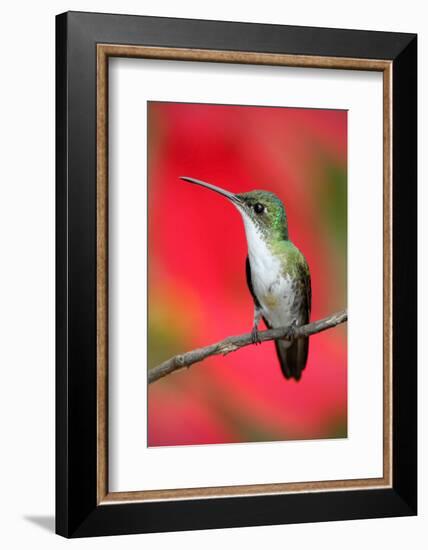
{"left": 251, "top": 326, "right": 262, "bottom": 345}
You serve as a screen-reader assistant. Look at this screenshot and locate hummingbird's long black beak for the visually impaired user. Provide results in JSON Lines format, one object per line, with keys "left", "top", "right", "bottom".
{"left": 180, "top": 176, "right": 241, "bottom": 205}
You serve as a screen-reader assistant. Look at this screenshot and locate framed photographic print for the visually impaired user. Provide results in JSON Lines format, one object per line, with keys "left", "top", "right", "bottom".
{"left": 56, "top": 11, "right": 417, "bottom": 537}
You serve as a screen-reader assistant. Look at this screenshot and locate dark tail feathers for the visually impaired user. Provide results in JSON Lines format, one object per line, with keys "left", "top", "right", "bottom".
{"left": 275, "top": 337, "right": 309, "bottom": 381}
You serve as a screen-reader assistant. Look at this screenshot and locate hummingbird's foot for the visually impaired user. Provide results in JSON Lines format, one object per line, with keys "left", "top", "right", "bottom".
{"left": 251, "top": 326, "right": 262, "bottom": 345}
{"left": 284, "top": 321, "right": 298, "bottom": 341}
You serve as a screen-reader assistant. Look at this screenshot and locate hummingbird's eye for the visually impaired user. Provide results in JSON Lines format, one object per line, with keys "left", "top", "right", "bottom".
{"left": 254, "top": 203, "right": 265, "bottom": 214}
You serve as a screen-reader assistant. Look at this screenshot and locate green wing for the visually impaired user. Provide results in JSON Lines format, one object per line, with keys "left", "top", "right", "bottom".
{"left": 276, "top": 245, "right": 311, "bottom": 381}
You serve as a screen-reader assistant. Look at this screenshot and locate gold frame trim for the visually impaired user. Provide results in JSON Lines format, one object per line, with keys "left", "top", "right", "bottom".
{"left": 96, "top": 44, "right": 393, "bottom": 504}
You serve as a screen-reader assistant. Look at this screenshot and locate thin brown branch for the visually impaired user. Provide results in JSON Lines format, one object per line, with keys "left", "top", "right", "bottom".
{"left": 148, "top": 309, "right": 347, "bottom": 384}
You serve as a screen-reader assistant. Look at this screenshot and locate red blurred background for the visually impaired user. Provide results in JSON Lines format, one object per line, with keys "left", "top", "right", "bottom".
{"left": 147, "top": 101, "right": 347, "bottom": 446}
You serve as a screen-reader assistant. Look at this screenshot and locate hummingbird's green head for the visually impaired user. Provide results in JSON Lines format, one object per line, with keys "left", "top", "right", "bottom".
{"left": 180, "top": 177, "right": 288, "bottom": 241}
{"left": 234, "top": 190, "right": 288, "bottom": 241}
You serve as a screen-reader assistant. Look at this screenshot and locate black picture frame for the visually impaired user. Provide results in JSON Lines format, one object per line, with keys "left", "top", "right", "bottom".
{"left": 56, "top": 11, "right": 417, "bottom": 538}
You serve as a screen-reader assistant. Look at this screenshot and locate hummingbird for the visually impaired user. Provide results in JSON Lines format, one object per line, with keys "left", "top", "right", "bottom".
{"left": 181, "top": 176, "right": 311, "bottom": 381}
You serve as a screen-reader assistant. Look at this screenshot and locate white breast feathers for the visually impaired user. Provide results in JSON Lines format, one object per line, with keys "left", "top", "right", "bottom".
{"left": 240, "top": 212, "right": 296, "bottom": 328}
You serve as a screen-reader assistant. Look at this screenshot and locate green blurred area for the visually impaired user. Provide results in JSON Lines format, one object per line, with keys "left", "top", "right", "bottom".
{"left": 148, "top": 294, "right": 189, "bottom": 370}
